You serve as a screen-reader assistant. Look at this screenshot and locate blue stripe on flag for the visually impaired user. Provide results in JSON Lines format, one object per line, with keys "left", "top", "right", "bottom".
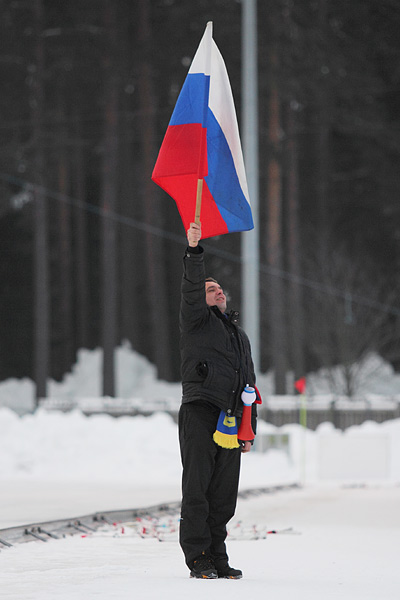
{"left": 169, "top": 74, "right": 210, "bottom": 126}
{"left": 205, "top": 108, "right": 254, "bottom": 232}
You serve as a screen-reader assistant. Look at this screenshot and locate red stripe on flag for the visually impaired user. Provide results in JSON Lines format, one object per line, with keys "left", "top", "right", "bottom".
{"left": 152, "top": 123, "right": 228, "bottom": 238}
{"left": 152, "top": 123, "right": 208, "bottom": 179}
{"left": 169, "top": 176, "right": 228, "bottom": 239}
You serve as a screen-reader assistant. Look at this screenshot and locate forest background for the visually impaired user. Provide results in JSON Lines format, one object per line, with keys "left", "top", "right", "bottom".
{"left": 1, "top": 0, "right": 399, "bottom": 400}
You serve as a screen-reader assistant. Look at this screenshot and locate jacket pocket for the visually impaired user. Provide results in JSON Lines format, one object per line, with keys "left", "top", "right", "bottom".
{"left": 195, "top": 361, "right": 209, "bottom": 380}
{"left": 202, "top": 361, "right": 214, "bottom": 388}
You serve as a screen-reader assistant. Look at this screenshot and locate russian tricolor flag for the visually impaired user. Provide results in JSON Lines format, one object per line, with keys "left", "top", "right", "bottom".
{"left": 152, "top": 22, "right": 254, "bottom": 239}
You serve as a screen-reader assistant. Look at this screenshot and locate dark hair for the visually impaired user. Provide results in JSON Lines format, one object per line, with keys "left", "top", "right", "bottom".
{"left": 205, "top": 277, "right": 218, "bottom": 283}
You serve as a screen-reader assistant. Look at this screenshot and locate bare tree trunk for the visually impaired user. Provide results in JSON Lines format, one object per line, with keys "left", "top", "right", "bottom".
{"left": 73, "top": 115, "right": 90, "bottom": 350}
{"left": 32, "top": 0, "right": 49, "bottom": 403}
{"left": 315, "top": 0, "right": 330, "bottom": 250}
{"left": 101, "top": 0, "right": 119, "bottom": 396}
{"left": 285, "top": 102, "right": 305, "bottom": 380}
{"left": 119, "top": 105, "right": 140, "bottom": 349}
{"left": 118, "top": 4, "right": 142, "bottom": 355}
{"left": 266, "top": 48, "right": 287, "bottom": 394}
{"left": 137, "top": 0, "right": 172, "bottom": 380}
{"left": 56, "top": 91, "right": 74, "bottom": 372}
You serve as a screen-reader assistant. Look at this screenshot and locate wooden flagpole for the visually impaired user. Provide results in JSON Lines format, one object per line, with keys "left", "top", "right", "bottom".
{"left": 195, "top": 179, "right": 203, "bottom": 225}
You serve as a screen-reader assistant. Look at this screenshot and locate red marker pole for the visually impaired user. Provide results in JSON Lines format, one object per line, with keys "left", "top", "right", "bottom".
{"left": 295, "top": 377, "right": 307, "bottom": 485}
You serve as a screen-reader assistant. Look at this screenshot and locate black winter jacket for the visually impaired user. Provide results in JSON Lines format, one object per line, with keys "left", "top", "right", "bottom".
{"left": 180, "top": 245, "right": 257, "bottom": 424}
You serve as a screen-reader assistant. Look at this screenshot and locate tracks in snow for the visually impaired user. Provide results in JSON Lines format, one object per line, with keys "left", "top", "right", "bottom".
{"left": 0, "top": 483, "right": 300, "bottom": 549}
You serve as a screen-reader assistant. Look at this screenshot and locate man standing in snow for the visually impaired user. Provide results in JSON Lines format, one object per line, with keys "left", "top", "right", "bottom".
{"left": 179, "top": 221, "right": 258, "bottom": 579}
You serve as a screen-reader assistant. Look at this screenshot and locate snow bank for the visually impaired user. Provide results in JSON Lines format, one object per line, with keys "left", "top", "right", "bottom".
{"left": 0, "top": 408, "right": 181, "bottom": 485}
{"left": 1, "top": 406, "right": 399, "bottom": 487}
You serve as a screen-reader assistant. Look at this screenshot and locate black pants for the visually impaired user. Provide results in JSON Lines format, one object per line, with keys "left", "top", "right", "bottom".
{"left": 178, "top": 401, "right": 241, "bottom": 568}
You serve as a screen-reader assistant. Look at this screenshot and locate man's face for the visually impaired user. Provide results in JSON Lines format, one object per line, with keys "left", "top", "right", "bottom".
{"left": 205, "top": 281, "right": 227, "bottom": 313}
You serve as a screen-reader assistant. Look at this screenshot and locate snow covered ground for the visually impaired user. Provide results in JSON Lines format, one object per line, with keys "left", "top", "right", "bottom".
{"left": 0, "top": 407, "right": 400, "bottom": 599}
{"left": 1, "top": 345, "right": 400, "bottom": 599}
{"left": 1, "top": 484, "right": 399, "bottom": 600}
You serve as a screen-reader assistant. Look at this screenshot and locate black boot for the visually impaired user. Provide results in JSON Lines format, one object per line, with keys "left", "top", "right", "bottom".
{"left": 189, "top": 552, "right": 218, "bottom": 579}
{"left": 214, "top": 560, "right": 243, "bottom": 579}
